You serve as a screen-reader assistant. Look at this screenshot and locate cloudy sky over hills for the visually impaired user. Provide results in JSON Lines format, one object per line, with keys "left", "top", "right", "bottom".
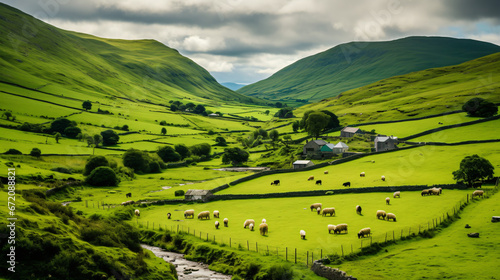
{"left": 4, "top": 0, "right": 500, "bottom": 84}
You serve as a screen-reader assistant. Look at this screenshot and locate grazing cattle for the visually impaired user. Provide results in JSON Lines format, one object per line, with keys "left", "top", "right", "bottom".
{"left": 271, "top": 180, "right": 280, "bottom": 186}
{"left": 316, "top": 180, "right": 322, "bottom": 185}
{"left": 126, "top": 193, "right": 132, "bottom": 198}
{"left": 343, "top": 182, "right": 351, "bottom": 187}
{"left": 360, "top": 172, "right": 365, "bottom": 177}
{"left": 438, "top": 122, "right": 443, "bottom": 125}
{"left": 167, "top": 213, "right": 171, "bottom": 219}
{"left": 308, "top": 176, "right": 314, "bottom": 181}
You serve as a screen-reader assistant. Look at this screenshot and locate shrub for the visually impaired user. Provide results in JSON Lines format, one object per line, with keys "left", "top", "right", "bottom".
{"left": 4, "top": 148, "right": 22, "bottom": 155}
{"left": 174, "top": 190, "right": 185, "bottom": 197}
{"left": 462, "top": 97, "right": 498, "bottom": 117}
{"left": 100, "top": 130, "right": 120, "bottom": 146}
{"left": 174, "top": 144, "right": 190, "bottom": 159}
{"left": 50, "top": 167, "right": 73, "bottom": 174}
{"left": 148, "top": 161, "right": 161, "bottom": 173}
{"left": 84, "top": 155, "right": 109, "bottom": 175}
{"left": 64, "top": 126, "right": 82, "bottom": 138}
{"left": 30, "top": 147, "right": 41, "bottom": 158}
{"left": 157, "top": 146, "right": 181, "bottom": 162}
{"left": 85, "top": 166, "right": 119, "bottom": 186}
{"left": 50, "top": 118, "right": 73, "bottom": 133}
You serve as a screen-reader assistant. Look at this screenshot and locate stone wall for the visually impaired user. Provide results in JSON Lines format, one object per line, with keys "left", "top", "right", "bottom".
{"left": 311, "top": 261, "right": 357, "bottom": 280}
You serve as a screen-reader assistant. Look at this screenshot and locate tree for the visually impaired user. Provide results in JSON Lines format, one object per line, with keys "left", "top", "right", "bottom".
{"left": 123, "top": 149, "right": 149, "bottom": 173}
{"left": 121, "top": 125, "right": 129, "bottom": 131}
{"left": 321, "top": 110, "right": 340, "bottom": 131}
{"left": 453, "top": 154, "right": 494, "bottom": 188}
{"left": 157, "top": 146, "right": 181, "bottom": 162}
{"left": 50, "top": 118, "right": 73, "bottom": 134}
{"left": 264, "top": 110, "right": 270, "bottom": 116}
{"left": 170, "top": 104, "right": 178, "bottom": 112}
{"left": 4, "top": 149, "right": 22, "bottom": 155}
{"left": 462, "top": 97, "right": 498, "bottom": 118}
{"left": 274, "top": 108, "right": 294, "bottom": 118}
{"left": 174, "top": 144, "right": 190, "bottom": 159}
{"left": 101, "top": 130, "right": 119, "bottom": 146}
{"left": 30, "top": 148, "right": 41, "bottom": 158}
{"left": 292, "top": 121, "right": 299, "bottom": 132}
{"left": 64, "top": 126, "right": 82, "bottom": 138}
{"left": 275, "top": 102, "right": 283, "bottom": 108}
{"left": 269, "top": 130, "right": 279, "bottom": 141}
{"left": 253, "top": 128, "right": 268, "bottom": 139}
{"left": 85, "top": 166, "right": 119, "bottom": 186}
{"left": 161, "top": 127, "right": 167, "bottom": 135}
{"left": 190, "top": 143, "right": 211, "bottom": 158}
{"left": 186, "top": 102, "right": 196, "bottom": 110}
{"left": 304, "top": 112, "right": 329, "bottom": 138}
{"left": 55, "top": 132, "right": 62, "bottom": 143}
{"left": 222, "top": 147, "right": 249, "bottom": 166}
{"left": 194, "top": 104, "right": 206, "bottom": 114}
{"left": 2, "top": 112, "right": 12, "bottom": 120}
{"left": 82, "top": 100, "right": 92, "bottom": 111}
{"left": 93, "top": 134, "right": 102, "bottom": 147}
{"left": 215, "top": 136, "right": 227, "bottom": 146}
{"left": 84, "top": 155, "right": 109, "bottom": 175}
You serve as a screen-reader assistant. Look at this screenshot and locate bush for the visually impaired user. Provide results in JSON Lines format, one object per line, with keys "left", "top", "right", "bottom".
{"left": 148, "top": 161, "right": 161, "bottom": 173}
{"left": 100, "top": 130, "right": 120, "bottom": 146}
{"left": 4, "top": 148, "right": 22, "bottom": 155}
{"left": 174, "top": 144, "right": 190, "bottom": 159}
{"left": 84, "top": 155, "right": 109, "bottom": 175}
{"left": 123, "top": 149, "right": 149, "bottom": 173}
{"left": 50, "top": 167, "right": 73, "bottom": 174}
{"left": 30, "top": 147, "right": 41, "bottom": 158}
{"left": 85, "top": 166, "right": 119, "bottom": 186}
{"left": 50, "top": 118, "right": 73, "bottom": 133}
{"left": 64, "top": 126, "right": 82, "bottom": 138}
{"left": 157, "top": 146, "right": 181, "bottom": 162}
{"left": 462, "top": 97, "right": 498, "bottom": 117}
{"left": 174, "top": 190, "right": 185, "bottom": 197}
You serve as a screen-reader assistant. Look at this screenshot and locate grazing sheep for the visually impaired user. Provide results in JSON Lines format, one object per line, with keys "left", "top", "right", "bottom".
{"left": 386, "top": 213, "right": 397, "bottom": 222}
{"left": 126, "top": 192, "right": 132, "bottom": 198}
{"left": 308, "top": 176, "right": 314, "bottom": 181}
{"left": 421, "top": 189, "right": 431, "bottom": 196}
{"left": 328, "top": 224, "right": 336, "bottom": 234}
{"left": 271, "top": 180, "right": 280, "bottom": 186}
{"left": 317, "top": 207, "right": 321, "bottom": 215}
{"left": 334, "top": 223, "right": 348, "bottom": 234}
{"left": 223, "top": 218, "right": 229, "bottom": 227}
{"left": 167, "top": 213, "right": 171, "bottom": 219}
{"left": 376, "top": 210, "right": 387, "bottom": 220}
{"left": 213, "top": 210, "right": 220, "bottom": 218}
{"left": 358, "top": 228, "right": 371, "bottom": 239}
{"left": 343, "top": 182, "right": 351, "bottom": 187}
{"left": 324, "top": 171, "right": 329, "bottom": 174}
{"left": 310, "top": 203, "right": 322, "bottom": 211}
{"left": 249, "top": 223, "right": 254, "bottom": 231}
{"left": 360, "top": 172, "right": 365, "bottom": 177}
{"left": 134, "top": 209, "right": 140, "bottom": 217}
{"left": 429, "top": 188, "right": 441, "bottom": 196}
{"left": 322, "top": 207, "right": 336, "bottom": 217}
{"left": 381, "top": 175, "right": 386, "bottom": 181}
{"left": 316, "top": 180, "right": 322, "bottom": 185}
{"left": 243, "top": 219, "right": 255, "bottom": 228}
{"left": 259, "top": 223, "right": 268, "bottom": 236}
{"left": 393, "top": 191, "right": 400, "bottom": 198}
{"left": 300, "top": 230, "right": 306, "bottom": 239}
{"left": 197, "top": 211, "right": 210, "bottom": 220}
{"left": 184, "top": 209, "right": 195, "bottom": 219}
{"left": 262, "top": 218, "right": 267, "bottom": 224}
{"left": 356, "top": 205, "right": 362, "bottom": 215}
{"left": 215, "top": 221, "right": 220, "bottom": 229}
{"left": 121, "top": 200, "right": 134, "bottom": 206}
{"left": 472, "top": 190, "right": 484, "bottom": 198}
{"left": 386, "top": 197, "right": 390, "bottom": 205}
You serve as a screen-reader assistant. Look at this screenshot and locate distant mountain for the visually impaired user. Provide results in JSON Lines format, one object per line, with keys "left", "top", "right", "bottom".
{"left": 237, "top": 36, "right": 500, "bottom": 104}
{"left": 221, "top": 82, "right": 247, "bottom": 91}
{"left": 296, "top": 52, "right": 500, "bottom": 123}
{"left": 0, "top": 3, "right": 262, "bottom": 105}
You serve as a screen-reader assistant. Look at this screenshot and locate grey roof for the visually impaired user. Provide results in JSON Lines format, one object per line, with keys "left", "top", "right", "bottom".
{"left": 324, "top": 143, "right": 335, "bottom": 149}
{"left": 185, "top": 189, "right": 212, "bottom": 196}
{"left": 341, "top": 127, "right": 360, "bottom": 133}
{"left": 293, "top": 160, "right": 313, "bottom": 165}
{"left": 375, "top": 136, "right": 398, "bottom": 142}
{"left": 311, "top": 139, "right": 328, "bottom": 145}
{"left": 334, "top": 141, "right": 349, "bottom": 148}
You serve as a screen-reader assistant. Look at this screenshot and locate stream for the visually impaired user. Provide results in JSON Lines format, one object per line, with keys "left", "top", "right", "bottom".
{"left": 141, "top": 244, "right": 232, "bottom": 280}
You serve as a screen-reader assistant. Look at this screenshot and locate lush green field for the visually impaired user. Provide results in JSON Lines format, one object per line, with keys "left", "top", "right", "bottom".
{"left": 411, "top": 118, "right": 500, "bottom": 142}
{"left": 335, "top": 191, "right": 500, "bottom": 280}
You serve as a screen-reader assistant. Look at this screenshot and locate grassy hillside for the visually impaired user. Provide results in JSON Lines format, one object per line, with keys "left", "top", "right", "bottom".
{"left": 238, "top": 36, "right": 500, "bottom": 104}
{"left": 298, "top": 52, "right": 500, "bottom": 123}
{"left": 0, "top": 3, "right": 261, "bottom": 105}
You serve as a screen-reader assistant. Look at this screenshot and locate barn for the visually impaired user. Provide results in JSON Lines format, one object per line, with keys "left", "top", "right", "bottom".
{"left": 293, "top": 160, "right": 315, "bottom": 169}
{"left": 185, "top": 189, "right": 213, "bottom": 201}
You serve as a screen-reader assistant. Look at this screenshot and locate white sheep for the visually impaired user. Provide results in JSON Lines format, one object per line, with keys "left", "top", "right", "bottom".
{"left": 376, "top": 210, "right": 387, "bottom": 220}
{"left": 262, "top": 218, "right": 266, "bottom": 224}
{"left": 328, "top": 224, "right": 336, "bottom": 234}
{"left": 381, "top": 175, "right": 386, "bottom": 181}
{"left": 300, "top": 230, "right": 306, "bottom": 239}
{"left": 386, "top": 213, "right": 397, "bottom": 222}
{"left": 360, "top": 172, "right": 365, "bottom": 177}
{"left": 317, "top": 207, "right": 321, "bottom": 215}
{"left": 308, "top": 175, "right": 314, "bottom": 181}
{"left": 249, "top": 223, "right": 254, "bottom": 231}
{"left": 333, "top": 223, "right": 348, "bottom": 234}
{"left": 213, "top": 210, "right": 220, "bottom": 218}
{"left": 356, "top": 205, "right": 362, "bottom": 215}
{"left": 421, "top": 189, "right": 431, "bottom": 196}
{"left": 223, "top": 218, "right": 229, "bottom": 227}
{"left": 322, "top": 207, "right": 336, "bottom": 217}
{"left": 358, "top": 228, "right": 371, "bottom": 238}
{"left": 134, "top": 209, "right": 140, "bottom": 217}
{"left": 386, "top": 197, "right": 390, "bottom": 205}
{"left": 324, "top": 170, "right": 329, "bottom": 174}
{"left": 429, "top": 188, "right": 441, "bottom": 196}
{"left": 259, "top": 223, "right": 268, "bottom": 236}
{"left": 243, "top": 219, "right": 255, "bottom": 228}
{"left": 393, "top": 191, "right": 400, "bottom": 198}
{"left": 197, "top": 211, "right": 210, "bottom": 220}
{"left": 184, "top": 209, "right": 195, "bottom": 219}
{"left": 215, "top": 221, "right": 220, "bottom": 229}
{"left": 310, "top": 203, "right": 322, "bottom": 211}
{"left": 472, "top": 190, "right": 484, "bottom": 198}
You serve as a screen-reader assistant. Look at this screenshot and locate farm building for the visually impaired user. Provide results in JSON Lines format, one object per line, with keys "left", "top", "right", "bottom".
{"left": 340, "top": 127, "right": 362, "bottom": 137}
{"left": 185, "top": 189, "right": 213, "bottom": 201}
{"left": 208, "top": 113, "right": 219, "bottom": 117}
{"left": 293, "top": 160, "right": 314, "bottom": 169}
{"left": 334, "top": 141, "right": 349, "bottom": 153}
{"left": 303, "top": 139, "right": 328, "bottom": 155}
{"left": 320, "top": 142, "right": 349, "bottom": 154}
{"left": 374, "top": 136, "right": 398, "bottom": 152}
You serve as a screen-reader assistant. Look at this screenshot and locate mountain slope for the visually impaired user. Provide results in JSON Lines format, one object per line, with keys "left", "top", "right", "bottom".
{"left": 221, "top": 82, "right": 246, "bottom": 91}
{"left": 296, "top": 52, "right": 500, "bottom": 123}
{"left": 0, "top": 3, "right": 260, "bottom": 105}
{"left": 238, "top": 36, "right": 500, "bottom": 104}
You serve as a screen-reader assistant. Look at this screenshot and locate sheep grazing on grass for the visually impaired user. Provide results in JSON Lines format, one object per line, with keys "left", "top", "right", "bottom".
{"left": 430, "top": 187, "right": 442, "bottom": 195}
{"left": 134, "top": 209, "right": 140, "bottom": 217}
{"left": 197, "top": 211, "right": 210, "bottom": 220}
{"left": 386, "top": 213, "right": 397, "bottom": 222}
{"left": 421, "top": 189, "right": 431, "bottom": 196}
{"left": 324, "top": 171, "right": 329, "bottom": 174}
{"left": 393, "top": 191, "right": 400, "bottom": 198}
{"left": 213, "top": 210, "right": 220, "bottom": 218}
{"left": 322, "top": 207, "right": 336, "bottom": 217}
{"left": 300, "top": 230, "right": 306, "bottom": 239}
{"left": 259, "top": 223, "right": 268, "bottom": 236}
{"left": 386, "top": 197, "right": 390, "bottom": 205}
{"left": 223, "top": 218, "right": 229, "bottom": 227}
{"left": 262, "top": 218, "right": 266, "bottom": 224}
{"left": 343, "top": 182, "right": 351, "bottom": 187}
{"left": 381, "top": 175, "right": 386, "bottom": 181}
{"left": 328, "top": 224, "right": 336, "bottom": 234}
{"left": 376, "top": 210, "right": 387, "bottom": 220}
{"left": 371, "top": 160, "right": 375, "bottom": 163}
{"left": 121, "top": 200, "right": 134, "bottom": 206}
{"left": 472, "top": 190, "right": 484, "bottom": 198}
{"left": 215, "top": 221, "right": 220, "bottom": 229}
{"left": 317, "top": 207, "right": 321, "bottom": 215}
{"left": 249, "top": 223, "right": 255, "bottom": 231}
{"left": 358, "top": 228, "right": 371, "bottom": 239}
{"left": 244, "top": 219, "right": 255, "bottom": 228}
{"left": 334, "top": 223, "right": 348, "bottom": 234}
{"left": 308, "top": 175, "right": 314, "bottom": 181}
{"left": 184, "top": 209, "right": 195, "bottom": 219}
{"left": 310, "top": 203, "right": 322, "bottom": 211}
{"left": 167, "top": 213, "right": 171, "bottom": 219}
{"left": 356, "top": 205, "right": 362, "bottom": 215}
{"left": 360, "top": 172, "right": 365, "bottom": 177}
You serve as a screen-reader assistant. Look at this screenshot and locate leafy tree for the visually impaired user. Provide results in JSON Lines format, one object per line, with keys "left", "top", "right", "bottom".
{"left": 123, "top": 149, "right": 149, "bottom": 173}
{"left": 222, "top": 147, "right": 249, "bottom": 166}
{"left": 148, "top": 161, "right": 161, "bottom": 173}
{"left": 82, "top": 100, "right": 92, "bottom": 111}
{"left": 275, "top": 102, "right": 283, "bottom": 108}
{"left": 84, "top": 155, "right": 110, "bottom": 176}
{"left": 462, "top": 97, "right": 498, "bottom": 118}
{"left": 77, "top": 133, "right": 84, "bottom": 142}
{"left": 283, "top": 135, "right": 292, "bottom": 141}
{"left": 85, "top": 166, "right": 119, "bottom": 186}
{"left": 264, "top": 110, "right": 270, "bottom": 116}
{"left": 161, "top": 127, "right": 167, "bottom": 135}
{"left": 453, "top": 154, "right": 494, "bottom": 188}
{"left": 50, "top": 118, "right": 73, "bottom": 134}
{"left": 4, "top": 149, "right": 22, "bottom": 155}
{"left": 292, "top": 121, "right": 299, "bottom": 132}
{"left": 253, "top": 128, "right": 268, "bottom": 139}
{"left": 2, "top": 112, "right": 12, "bottom": 120}
{"left": 174, "top": 144, "right": 190, "bottom": 159}
{"left": 101, "top": 130, "right": 119, "bottom": 146}
{"left": 30, "top": 147, "right": 41, "bottom": 158}
{"left": 194, "top": 104, "right": 206, "bottom": 114}
{"left": 321, "top": 110, "right": 340, "bottom": 130}
{"left": 160, "top": 120, "right": 167, "bottom": 126}
{"left": 269, "top": 130, "right": 279, "bottom": 142}
{"left": 64, "top": 126, "right": 82, "bottom": 138}
{"left": 93, "top": 134, "right": 102, "bottom": 147}
{"left": 304, "top": 112, "right": 329, "bottom": 138}
{"left": 170, "top": 104, "right": 178, "bottom": 112}
{"left": 274, "top": 107, "right": 294, "bottom": 118}
{"left": 54, "top": 132, "right": 61, "bottom": 143}
{"left": 157, "top": 146, "right": 181, "bottom": 162}
{"left": 215, "top": 136, "right": 227, "bottom": 146}
{"left": 186, "top": 103, "right": 196, "bottom": 110}
{"left": 190, "top": 143, "right": 211, "bottom": 158}
{"left": 121, "top": 125, "right": 129, "bottom": 131}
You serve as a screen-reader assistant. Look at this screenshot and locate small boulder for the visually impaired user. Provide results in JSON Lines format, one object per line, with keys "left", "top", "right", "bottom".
{"left": 467, "top": 233, "right": 479, "bottom": 238}
{"left": 465, "top": 224, "right": 471, "bottom": 228}
{"left": 492, "top": 216, "right": 500, "bottom": 223}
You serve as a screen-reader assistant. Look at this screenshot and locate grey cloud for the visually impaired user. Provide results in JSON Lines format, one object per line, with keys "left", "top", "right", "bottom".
{"left": 441, "top": 0, "right": 500, "bottom": 22}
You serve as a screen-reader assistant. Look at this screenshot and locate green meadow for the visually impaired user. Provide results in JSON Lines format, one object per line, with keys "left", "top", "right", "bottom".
{"left": 411, "top": 118, "right": 500, "bottom": 142}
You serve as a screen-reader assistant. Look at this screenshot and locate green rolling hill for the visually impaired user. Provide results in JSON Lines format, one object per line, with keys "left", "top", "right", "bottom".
{"left": 297, "top": 52, "right": 500, "bottom": 123}
{"left": 237, "top": 36, "right": 500, "bottom": 104}
{"left": 0, "top": 3, "right": 261, "bottom": 105}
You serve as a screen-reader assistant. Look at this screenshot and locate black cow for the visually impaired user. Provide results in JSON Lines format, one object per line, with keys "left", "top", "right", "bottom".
{"left": 343, "top": 182, "right": 351, "bottom": 187}
{"left": 271, "top": 180, "right": 280, "bottom": 186}
{"left": 126, "top": 193, "right": 132, "bottom": 198}
{"left": 316, "top": 180, "right": 322, "bottom": 185}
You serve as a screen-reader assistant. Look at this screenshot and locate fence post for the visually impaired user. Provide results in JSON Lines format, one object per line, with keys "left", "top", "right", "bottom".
{"left": 206, "top": 233, "right": 208, "bottom": 241}
{"left": 230, "top": 238, "right": 231, "bottom": 248}
{"left": 286, "top": 247, "right": 288, "bottom": 261}
{"left": 307, "top": 251, "right": 309, "bottom": 266}
{"left": 295, "top": 248, "right": 297, "bottom": 264}
{"left": 393, "top": 230, "right": 395, "bottom": 241}
{"left": 247, "top": 240, "right": 249, "bottom": 251}
{"left": 321, "top": 249, "right": 323, "bottom": 259}
{"left": 467, "top": 194, "right": 469, "bottom": 203}
{"left": 256, "top": 242, "right": 258, "bottom": 253}
{"left": 341, "top": 245, "right": 344, "bottom": 257}
{"left": 385, "top": 232, "right": 387, "bottom": 243}
{"left": 147, "top": 221, "right": 149, "bottom": 229}
{"left": 177, "top": 224, "right": 179, "bottom": 233}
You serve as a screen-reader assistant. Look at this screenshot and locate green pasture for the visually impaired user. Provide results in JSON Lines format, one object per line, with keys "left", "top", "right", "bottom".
{"left": 218, "top": 143, "right": 500, "bottom": 195}
{"left": 411, "top": 118, "right": 500, "bottom": 142}
{"left": 0, "top": 156, "right": 84, "bottom": 180}
{"left": 183, "top": 115, "right": 250, "bottom": 131}
{"left": 335, "top": 191, "right": 500, "bottom": 280}
{"left": 0, "top": 91, "right": 78, "bottom": 118}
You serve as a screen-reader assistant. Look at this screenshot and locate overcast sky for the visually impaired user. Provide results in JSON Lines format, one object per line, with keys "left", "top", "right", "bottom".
{"left": 3, "top": 0, "right": 500, "bottom": 84}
